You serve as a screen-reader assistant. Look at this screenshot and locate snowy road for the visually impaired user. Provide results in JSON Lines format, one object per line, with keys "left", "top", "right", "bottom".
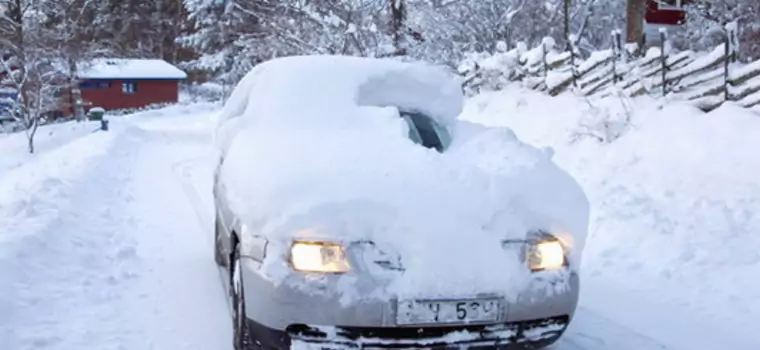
{"left": 2, "top": 105, "right": 758, "bottom": 350}
{"left": 1, "top": 109, "right": 230, "bottom": 350}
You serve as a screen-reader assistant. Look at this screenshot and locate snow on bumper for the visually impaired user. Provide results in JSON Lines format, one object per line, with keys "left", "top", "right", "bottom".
{"left": 241, "top": 260, "right": 579, "bottom": 349}
{"left": 285, "top": 317, "right": 568, "bottom": 349}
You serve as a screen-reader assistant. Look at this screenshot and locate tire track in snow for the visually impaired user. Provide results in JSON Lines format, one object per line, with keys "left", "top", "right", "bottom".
{"left": 169, "top": 152, "right": 234, "bottom": 313}
{"left": 171, "top": 154, "right": 215, "bottom": 246}
{"left": 119, "top": 125, "right": 231, "bottom": 350}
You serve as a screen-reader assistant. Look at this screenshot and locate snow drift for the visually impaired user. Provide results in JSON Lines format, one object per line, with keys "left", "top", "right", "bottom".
{"left": 463, "top": 84, "right": 760, "bottom": 344}
{"left": 216, "top": 55, "right": 590, "bottom": 302}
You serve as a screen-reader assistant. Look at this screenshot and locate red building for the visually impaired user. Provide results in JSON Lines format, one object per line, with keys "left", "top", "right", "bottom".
{"left": 643, "top": 0, "right": 692, "bottom": 44}
{"left": 77, "top": 58, "right": 187, "bottom": 112}
{"left": 645, "top": 0, "right": 691, "bottom": 26}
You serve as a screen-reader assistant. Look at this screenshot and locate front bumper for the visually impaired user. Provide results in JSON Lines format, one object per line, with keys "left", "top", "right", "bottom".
{"left": 250, "top": 315, "right": 569, "bottom": 349}
{"left": 240, "top": 258, "right": 579, "bottom": 349}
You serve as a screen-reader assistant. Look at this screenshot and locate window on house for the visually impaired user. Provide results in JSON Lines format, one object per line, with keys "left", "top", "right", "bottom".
{"left": 122, "top": 82, "right": 137, "bottom": 94}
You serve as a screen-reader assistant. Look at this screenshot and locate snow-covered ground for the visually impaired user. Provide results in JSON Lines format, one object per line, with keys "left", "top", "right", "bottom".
{"left": 0, "top": 104, "right": 229, "bottom": 350}
{"left": 463, "top": 86, "right": 760, "bottom": 349}
{"left": 0, "top": 121, "right": 104, "bottom": 173}
{"left": 2, "top": 88, "right": 759, "bottom": 349}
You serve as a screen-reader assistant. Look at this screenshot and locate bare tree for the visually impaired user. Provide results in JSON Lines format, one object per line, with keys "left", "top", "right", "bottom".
{"left": 179, "top": 0, "right": 399, "bottom": 82}
{"left": 676, "top": 0, "right": 760, "bottom": 60}
{"left": 0, "top": 0, "right": 62, "bottom": 153}
{"left": 177, "top": 0, "right": 635, "bottom": 75}
{"left": 564, "top": 0, "right": 571, "bottom": 47}
{"left": 389, "top": 0, "right": 406, "bottom": 55}
{"left": 43, "top": 0, "right": 106, "bottom": 121}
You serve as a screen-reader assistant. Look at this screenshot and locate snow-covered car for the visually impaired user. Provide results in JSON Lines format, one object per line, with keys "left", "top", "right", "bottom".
{"left": 212, "top": 55, "right": 590, "bottom": 349}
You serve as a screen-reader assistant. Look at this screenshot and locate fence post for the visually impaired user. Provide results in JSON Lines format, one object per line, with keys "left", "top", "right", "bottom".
{"left": 724, "top": 35, "right": 730, "bottom": 101}
{"left": 660, "top": 29, "right": 668, "bottom": 97}
{"left": 505, "top": 27, "right": 511, "bottom": 51}
{"left": 615, "top": 30, "right": 623, "bottom": 82}
{"left": 568, "top": 34, "right": 577, "bottom": 87}
{"left": 542, "top": 42, "right": 548, "bottom": 78}
{"left": 724, "top": 21, "right": 738, "bottom": 101}
{"left": 611, "top": 31, "right": 618, "bottom": 84}
{"left": 641, "top": 33, "right": 647, "bottom": 57}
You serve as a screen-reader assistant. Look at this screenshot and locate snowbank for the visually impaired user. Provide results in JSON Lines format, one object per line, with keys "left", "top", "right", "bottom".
{"left": 0, "top": 131, "right": 116, "bottom": 251}
{"left": 463, "top": 84, "right": 760, "bottom": 341}
{"left": 218, "top": 55, "right": 590, "bottom": 303}
{"left": 0, "top": 121, "right": 104, "bottom": 173}
{"left": 1, "top": 105, "right": 228, "bottom": 350}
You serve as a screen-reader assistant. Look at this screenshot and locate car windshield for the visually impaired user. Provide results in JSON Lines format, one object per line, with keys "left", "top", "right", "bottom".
{"left": 400, "top": 111, "right": 451, "bottom": 153}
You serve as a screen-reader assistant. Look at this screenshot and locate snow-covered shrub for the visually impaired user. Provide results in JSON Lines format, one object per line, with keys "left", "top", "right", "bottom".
{"left": 181, "top": 82, "right": 225, "bottom": 103}
{"left": 87, "top": 107, "right": 105, "bottom": 121}
{"left": 570, "top": 89, "right": 634, "bottom": 144}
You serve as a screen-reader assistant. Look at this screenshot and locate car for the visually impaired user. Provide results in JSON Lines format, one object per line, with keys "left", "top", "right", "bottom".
{"left": 212, "top": 55, "right": 590, "bottom": 349}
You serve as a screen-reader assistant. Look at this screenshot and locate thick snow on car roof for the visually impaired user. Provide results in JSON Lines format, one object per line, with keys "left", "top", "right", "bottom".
{"left": 219, "top": 55, "right": 589, "bottom": 303}
{"left": 217, "top": 55, "right": 463, "bottom": 131}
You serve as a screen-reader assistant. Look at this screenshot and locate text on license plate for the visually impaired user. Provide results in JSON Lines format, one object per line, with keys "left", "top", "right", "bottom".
{"left": 396, "top": 298, "right": 501, "bottom": 325}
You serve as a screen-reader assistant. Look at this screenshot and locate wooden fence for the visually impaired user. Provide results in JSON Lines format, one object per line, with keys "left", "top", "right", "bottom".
{"left": 461, "top": 27, "right": 760, "bottom": 113}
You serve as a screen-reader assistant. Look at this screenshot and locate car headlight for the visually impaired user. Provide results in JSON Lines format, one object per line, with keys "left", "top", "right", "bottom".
{"left": 527, "top": 239, "right": 566, "bottom": 271}
{"left": 290, "top": 241, "right": 351, "bottom": 273}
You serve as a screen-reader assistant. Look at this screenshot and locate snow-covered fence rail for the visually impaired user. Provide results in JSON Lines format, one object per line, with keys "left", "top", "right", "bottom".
{"left": 461, "top": 28, "right": 760, "bottom": 113}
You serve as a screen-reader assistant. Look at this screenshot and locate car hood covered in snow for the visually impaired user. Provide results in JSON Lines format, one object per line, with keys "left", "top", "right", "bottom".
{"left": 217, "top": 55, "right": 589, "bottom": 301}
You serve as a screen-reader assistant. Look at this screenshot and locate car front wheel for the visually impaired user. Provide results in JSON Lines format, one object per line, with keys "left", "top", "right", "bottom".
{"left": 231, "top": 245, "right": 251, "bottom": 349}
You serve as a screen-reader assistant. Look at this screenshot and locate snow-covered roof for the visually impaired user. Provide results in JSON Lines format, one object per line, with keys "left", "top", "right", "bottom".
{"left": 78, "top": 58, "right": 187, "bottom": 80}
{"left": 215, "top": 55, "right": 463, "bottom": 144}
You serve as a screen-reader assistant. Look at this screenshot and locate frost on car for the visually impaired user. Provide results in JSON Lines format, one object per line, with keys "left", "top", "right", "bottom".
{"left": 212, "top": 55, "right": 590, "bottom": 350}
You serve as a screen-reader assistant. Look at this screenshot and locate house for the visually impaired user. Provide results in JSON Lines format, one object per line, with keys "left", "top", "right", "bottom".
{"left": 646, "top": 0, "right": 690, "bottom": 26}
{"left": 76, "top": 58, "right": 187, "bottom": 112}
{"left": 644, "top": 0, "right": 692, "bottom": 43}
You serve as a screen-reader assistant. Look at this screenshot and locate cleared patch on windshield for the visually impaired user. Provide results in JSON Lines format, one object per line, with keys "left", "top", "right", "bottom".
{"left": 400, "top": 111, "right": 447, "bottom": 152}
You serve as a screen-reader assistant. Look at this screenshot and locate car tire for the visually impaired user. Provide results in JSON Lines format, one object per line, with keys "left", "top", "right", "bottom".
{"left": 214, "top": 214, "right": 226, "bottom": 267}
{"left": 231, "top": 244, "right": 253, "bottom": 350}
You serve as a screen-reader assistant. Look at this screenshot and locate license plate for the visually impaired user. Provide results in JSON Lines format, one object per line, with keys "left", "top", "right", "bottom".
{"left": 396, "top": 298, "right": 501, "bottom": 325}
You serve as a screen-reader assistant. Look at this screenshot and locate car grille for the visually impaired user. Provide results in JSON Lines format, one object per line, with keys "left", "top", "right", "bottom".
{"left": 286, "top": 315, "right": 569, "bottom": 349}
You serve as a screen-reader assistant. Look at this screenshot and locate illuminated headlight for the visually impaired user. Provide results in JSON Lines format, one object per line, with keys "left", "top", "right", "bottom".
{"left": 527, "top": 239, "right": 566, "bottom": 271}
{"left": 290, "top": 241, "right": 351, "bottom": 273}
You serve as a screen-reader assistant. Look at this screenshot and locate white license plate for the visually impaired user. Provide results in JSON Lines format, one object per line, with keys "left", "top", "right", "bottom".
{"left": 396, "top": 298, "right": 501, "bottom": 325}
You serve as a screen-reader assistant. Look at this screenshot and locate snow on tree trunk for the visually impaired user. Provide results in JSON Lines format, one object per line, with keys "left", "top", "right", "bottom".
{"left": 26, "top": 115, "right": 38, "bottom": 153}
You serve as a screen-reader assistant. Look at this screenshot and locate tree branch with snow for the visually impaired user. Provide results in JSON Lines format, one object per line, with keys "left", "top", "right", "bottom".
{"left": 0, "top": 0, "right": 65, "bottom": 153}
